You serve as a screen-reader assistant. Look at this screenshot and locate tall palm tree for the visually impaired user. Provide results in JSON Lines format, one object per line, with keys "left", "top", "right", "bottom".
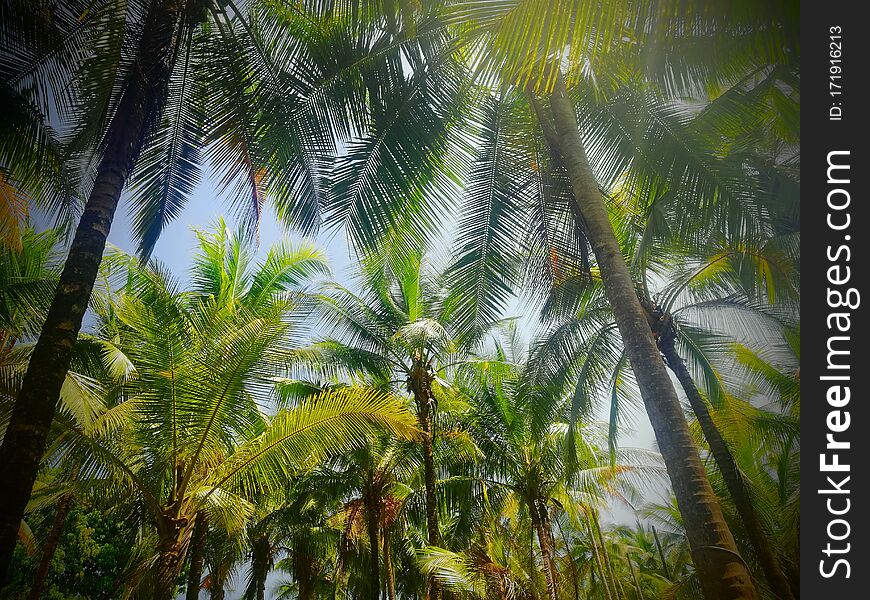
{"left": 335, "top": 2, "right": 800, "bottom": 596}
{"left": 309, "top": 250, "right": 487, "bottom": 600}
{"left": 310, "top": 436, "right": 420, "bottom": 600}
{"left": 0, "top": 0, "right": 446, "bottom": 570}
{"left": 323, "top": 3, "right": 798, "bottom": 593}
{"left": 259, "top": 475, "right": 342, "bottom": 600}
{"left": 531, "top": 232, "right": 798, "bottom": 600}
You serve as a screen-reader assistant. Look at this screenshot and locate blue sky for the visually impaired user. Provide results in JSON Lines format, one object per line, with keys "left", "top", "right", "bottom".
{"left": 107, "top": 169, "right": 356, "bottom": 286}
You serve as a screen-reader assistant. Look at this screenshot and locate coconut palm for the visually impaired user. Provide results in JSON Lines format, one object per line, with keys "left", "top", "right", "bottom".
{"left": 329, "top": 3, "right": 799, "bottom": 596}
{"left": 0, "top": 0, "right": 458, "bottom": 569}
{"left": 0, "top": 228, "right": 61, "bottom": 357}
{"left": 259, "top": 475, "right": 342, "bottom": 600}
{"left": 529, "top": 234, "right": 798, "bottom": 598}
{"left": 305, "top": 249, "right": 489, "bottom": 600}
{"left": 307, "top": 436, "right": 420, "bottom": 600}
{"left": 441, "top": 331, "right": 663, "bottom": 600}
{"left": 0, "top": 3, "right": 802, "bottom": 598}
{"left": 30, "top": 224, "right": 418, "bottom": 599}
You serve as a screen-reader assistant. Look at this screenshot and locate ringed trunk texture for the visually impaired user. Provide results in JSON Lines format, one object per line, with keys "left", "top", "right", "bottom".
{"left": 0, "top": 0, "right": 184, "bottom": 579}
{"left": 410, "top": 360, "right": 442, "bottom": 600}
{"left": 155, "top": 540, "right": 186, "bottom": 600}
{"left": 185, "top": 513, "right": 208, "bottom": 600}
{"left": 530, "top": 500, "right": 559, "bottom": 600}
{"left": 658, "top": 327, "right": 796, "bottom": 600}
{"left": 546, "top": 74, "right": 758, "bottom": 600}
{"left": 26, "top": 494, "right": 73, "bottom": 600}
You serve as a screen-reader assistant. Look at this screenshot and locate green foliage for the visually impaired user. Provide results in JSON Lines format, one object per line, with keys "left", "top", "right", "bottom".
{"left": 1, "top": 0, "right": 800, "bottom": 598}
{"left": 2, "top": 506, "right": 133, "bottom": 600}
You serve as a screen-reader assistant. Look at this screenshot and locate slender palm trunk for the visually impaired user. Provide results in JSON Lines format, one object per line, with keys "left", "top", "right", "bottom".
{"left": 294, "top": 536, "right": 315, "bottom": 600}
{"left": 585, "top": 513, "right": 614, "bottom": 600}
{"left": 363, "top": 488, "right": 381, "bottom": 600}
{"left": 0, "top": 0, "right": 184, "bottom": 579}
{"left": 185, "top": 513, "right": 208, "bottom": 600}
{"left": 251, "top": 533, "right": 271, "bottom": 600}
{"left": 651, "top": 526, "right": 671, "bottom": 581}
{"left": 554, "top": 515, "right": 580, "bottom": 600}
{"left": 209, "top": 563, "right": 228, "bottom": 600}
{"left": 593, "top": 511, "right": 623, "bottom": 600}
{"left": 545, "top": 74, "right": 758, "bottom": 600}
{"left": 628, "top": 558, "right": 644, "bottom": 600}
{"left": 383, "top": 527, "right": 396, "bottom": 600}
{"left": 658, "top": 326, "right": 796, "bottom": 600}
{"left": 25, "top": 495, "right": 73, "bottom": 600}
{"left": 410, "top": 359, "right": 442, "bottom": 600}
{"left": 530, "top": 500, "right": 559, "bottom": 600}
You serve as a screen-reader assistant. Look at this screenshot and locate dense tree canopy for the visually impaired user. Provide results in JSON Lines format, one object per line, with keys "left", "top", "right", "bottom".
{"left": 0, "top": 1, "right": 798, "bottom": 599}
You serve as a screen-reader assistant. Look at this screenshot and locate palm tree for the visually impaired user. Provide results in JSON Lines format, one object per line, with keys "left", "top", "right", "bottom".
{"left": 0, "top": 4, "right": 801, "bottom": 598}
{"left": 310, "top": 436, "right": 420, "bottom": 600}
{"left": 259, "top": 475, "right": 342, "bottom": 600}
{"left": 0, "top": 229, "right": 120, "bottom": 600}
{"left": 185, "top": 511, "right": 209, "bottom": 600}
{"left": 0, "top": 0, "right": 450, "bottom": 570}
{"left": 328, "top": 2, "right": 799, "bottom": 596}
{"left": 0, "top": 0, "right": 193, "bottom": 566}
{"left": 446, "top": 331, "right": 663, "bottom": 600}
{"left": 0, "top": 228, "right": 61, "bottom": 359}
{"left": 32, "top": 224, "right": 419, "bottom": 599}
{"left": 713, "top": 333, "right": 801, "bottom": 596}
{"left": 531, "top": 232, "right": 798, "bottom": 598}
{"left": 309, "top": 250, "right": 487, "bottom": 600}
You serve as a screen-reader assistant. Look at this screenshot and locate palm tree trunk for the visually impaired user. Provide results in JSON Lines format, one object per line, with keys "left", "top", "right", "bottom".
{"left": 185, "top": 513, "right": 208, "bottom": 600}
{"left": 0, "top": 0, "right": 184, "bottom": 579}
{"left": 155, "top": 541, "right": 185, "bottom": 600}
{"left": 628, "top": 558, "right": 644, "bottom": 600}
{"left": 383, "top": 527, "right": 396, "bottom": 600}
{"left": 410, "top": 360, "right": 442, "bottom": 600}
{"left": 545, "top": 73, "right": 758, "bottom": 600}
{"left": 593, "top": 511, "right": 623, "bottom": 600}
{"left": 251, "top": 533, "right": 272, "bottom": 600}
{"left": 554, "top": 515, "right": 580, "bottom": 600}
{"left": 658, "top": 328, "right": 796, "bottom": 600}
{"left": 585, "top": 513, "right": 614, "bottom": 600}
{"left": 530, "top": 500, "right": 559, "bottom": 600}
{"left": 25, "top": 494, "right": 73, "bottom": 600}
{"left": 651, "top": 526, "right": 671, "bottom": 581}
{"left": 294, "top": 536, "right": 315, "bottom": 600}
{"left": 364, "top": 490, "right": 381, "bottom": 600}
{"left": 155, "top": 503, "right": 191, "bottom": 600}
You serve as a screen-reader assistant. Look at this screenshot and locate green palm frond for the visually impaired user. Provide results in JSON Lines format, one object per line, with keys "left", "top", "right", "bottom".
{"left": 202, "top": 387, "right": 419, "bottom": 498}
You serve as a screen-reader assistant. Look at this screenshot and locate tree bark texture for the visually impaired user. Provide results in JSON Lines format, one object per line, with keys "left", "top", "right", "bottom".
{"left": 546, "top": 74, "right": 758, "bottom": 600}
{"left": 0, "top": 0, "right": 184, "bottom": 579}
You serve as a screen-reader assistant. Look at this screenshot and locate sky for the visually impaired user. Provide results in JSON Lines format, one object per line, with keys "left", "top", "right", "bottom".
{"left": 107, "top": 170, "right": 356, "bottom": 284}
